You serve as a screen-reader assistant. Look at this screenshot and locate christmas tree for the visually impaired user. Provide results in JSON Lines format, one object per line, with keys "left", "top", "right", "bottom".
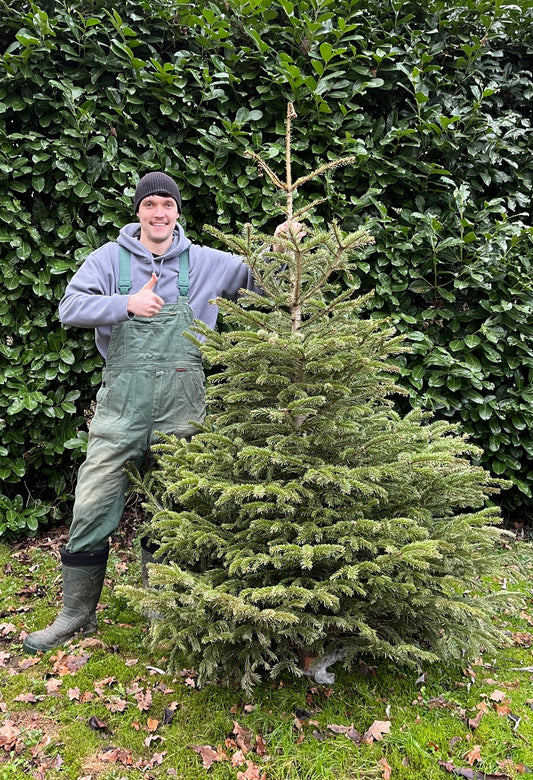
{"left": 123, "top": 105, "right": 507, "bottom": 690}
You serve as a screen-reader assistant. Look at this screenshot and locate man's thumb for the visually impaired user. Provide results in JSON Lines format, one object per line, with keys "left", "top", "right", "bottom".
{"left": 143, "top": 273, "right": 158, "bottom": 289}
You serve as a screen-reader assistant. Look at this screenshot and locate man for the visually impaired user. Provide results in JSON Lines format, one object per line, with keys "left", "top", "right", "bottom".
{"left": 23, "top": 171, "right": 262, "bottom": 653}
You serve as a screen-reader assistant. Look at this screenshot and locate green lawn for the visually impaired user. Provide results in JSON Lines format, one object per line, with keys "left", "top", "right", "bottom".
{"left": 1, "top": 529, "right": 532, "bottom": 780}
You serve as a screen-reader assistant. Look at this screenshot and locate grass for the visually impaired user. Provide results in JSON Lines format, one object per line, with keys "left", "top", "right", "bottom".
{"left": 1, "top": 527, "right": 533, "bottom": 780}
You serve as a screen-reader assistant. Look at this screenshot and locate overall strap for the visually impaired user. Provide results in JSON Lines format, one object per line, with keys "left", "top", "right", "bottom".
{"left": 118, "top": 246, "right": 132, "bottom": 295}
{"left": 177, "top": 248, "right": 189, "bottom": 298}
{"left": 117, "top": 248, "right": 190, "bottom": 297}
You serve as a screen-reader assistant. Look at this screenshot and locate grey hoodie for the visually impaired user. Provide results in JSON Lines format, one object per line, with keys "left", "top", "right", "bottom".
{"left": 59, "top": 223, "right": 255, "bottom": 358}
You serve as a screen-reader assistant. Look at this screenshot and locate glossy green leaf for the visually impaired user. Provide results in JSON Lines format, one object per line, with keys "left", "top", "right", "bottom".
{"left": 0, "top": 0, "right": 532, "bottom": 538}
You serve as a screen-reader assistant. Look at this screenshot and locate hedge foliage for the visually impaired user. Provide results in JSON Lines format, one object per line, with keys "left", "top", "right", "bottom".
{"left": 0, "top": 0, "right": 532, "bottom": 536}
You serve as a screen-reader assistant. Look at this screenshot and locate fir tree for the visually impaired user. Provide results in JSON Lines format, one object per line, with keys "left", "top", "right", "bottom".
{"left": 123, "top": 105, "right": 508, "bottom": 690}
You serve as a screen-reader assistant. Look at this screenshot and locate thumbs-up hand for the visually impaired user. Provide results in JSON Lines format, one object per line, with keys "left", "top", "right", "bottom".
{"left": 127, "top": 273, "right": 164, "bottom": 317}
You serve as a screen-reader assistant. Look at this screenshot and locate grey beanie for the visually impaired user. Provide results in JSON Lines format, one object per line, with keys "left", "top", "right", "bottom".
{"left": 134, "top": 172, "right": 182, "bottom": 214}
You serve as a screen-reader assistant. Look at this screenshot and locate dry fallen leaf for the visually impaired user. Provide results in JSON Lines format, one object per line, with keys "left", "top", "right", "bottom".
{"left": 489, "top": 690, "right": 506, "bottom": 703}
{"left": 495, "top": 703, "right": 511, "bottom": 717}
{"left": 30, "top": 733, "right": 52, "bottom": 758}
{"left": 327, "top": 723, "right": 362, "bottom": 743}
{"left": 105, "top": 696, "right": 128, "bottom": 713}
{"left": 162, "top": 708, "right": 175, "bottom": 726}
{"left": 95, "top": 676, "right": 117, "bottom": 694}
{"left": 0, "top": 722, "right": 20, "bottom": 751}
{"left": 14, "top": 692, "right": 43, "bottom": 703}
{"left": 467, "top": 710, "right": 484, "bottom": 730}
{"left": 88, "top": 715, "right": 110, "bottom": 732}
{"left": 52, "top": 651, "right": 91, "bottom": 676}
{"left": 17, "top": 657, "right": 40, "bottom": 669}
{"left": 237, "top": 759, "right": 266, "bottom": 780}
{"left": 77, "top": 636, "right": 107, "bottom": 650}
{"left": 438, "top": 760, "right": 513, "bottom": 779}
{"left": 232, "top": 749, "right": 247, "bottom": 767}
{"left": 0, "top": 652, "right": 11, "bottom": 668}
{"left": 233, "top": 721, "right": 254, "bottom": 754}
{"left": 134, "top": 689, "right": 153, "bottom": 711}
{"left": 151, "top": 751, "right": 167, "bottom": 765}
{"left": 38, "top": 755, "right": 64, "bottom": 772}
{"left": 428, "top": 695, "right": 454, "bottom": 710}
{"left": 144, "top": 734, "right": 163, "bottom": 748}
{"left": 378, "top": 757, "right": 392, "bottom": 779}
{"left": 511, "top": 631, "right": 533, "bottom": 647}
{"left": 255, "top": 733, "right": 267, "bottom": 756}
{"left": 520, "top": 610, "right": 533, "bottom": 625}
{"left": 192, "top": 745, "right": 225, "bottom": 769}
{"left": 292, "top": 715, "right": 305, "bottom": 731}
{"left": 362, "top": 720, "right": 391, "bottom": 744}
{"left": 464, "top": 745, "right": 482, "bottom": 766}
{"left": 97, "top": 746, "right": 134, "bottom": 766}
{"left": 45, "top": 679, "right": 63, "bottom": 694}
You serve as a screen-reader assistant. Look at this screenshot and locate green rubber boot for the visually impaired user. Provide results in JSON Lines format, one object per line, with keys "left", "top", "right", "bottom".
{"left": 140, "top": 536, "right": 162, "bottom": 620}
{"left": 141, "top": 544, "right": 156, "bottom": 589}
{"left": 140, "top": 536, "right": 161, "bottom": 589}
{"left": 23, "top": 546, "right": 108, "bottom": 654}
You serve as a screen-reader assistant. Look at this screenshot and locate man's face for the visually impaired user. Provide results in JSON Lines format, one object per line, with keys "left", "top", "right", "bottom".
{"left": 137, "top": 194, "right": 179, "bottom": 250}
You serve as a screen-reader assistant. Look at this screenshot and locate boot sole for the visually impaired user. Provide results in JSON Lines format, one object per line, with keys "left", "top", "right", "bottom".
{"left": 22, "top": 625, "right": 97, "bottom": 654}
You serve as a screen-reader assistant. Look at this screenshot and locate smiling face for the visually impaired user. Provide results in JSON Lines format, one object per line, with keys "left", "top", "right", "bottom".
{"left": 137, "top": 194, "right": 179, "bottom": 254}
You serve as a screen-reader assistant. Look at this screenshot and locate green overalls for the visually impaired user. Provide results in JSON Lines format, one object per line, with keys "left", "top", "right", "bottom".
{"left": 66, "top": 249, "right": 205, "bottom": 553}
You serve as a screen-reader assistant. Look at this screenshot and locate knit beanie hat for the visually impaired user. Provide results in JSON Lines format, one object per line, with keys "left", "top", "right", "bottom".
{"left": 133, "top": 172, "right": 182, "bottom": 214}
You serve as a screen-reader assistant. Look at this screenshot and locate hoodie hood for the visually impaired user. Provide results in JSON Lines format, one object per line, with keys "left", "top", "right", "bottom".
{"left": 117, "top": 222, "right": 191, "bottom": 261}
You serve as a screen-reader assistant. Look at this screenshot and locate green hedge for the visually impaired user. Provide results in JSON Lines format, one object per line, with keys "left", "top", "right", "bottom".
{"left": 1, "top": 0, "right": 532, "bottom": 535}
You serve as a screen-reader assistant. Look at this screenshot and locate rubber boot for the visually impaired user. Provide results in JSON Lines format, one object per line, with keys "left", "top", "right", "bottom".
{"left": 140, "top": 536, "right": 162, "bottom": 620}
{"left": 23, "top": 546, "right": 109, "bottom": 654}
{"left": 140, "top": 536, "right": 159, "bottom": 589}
